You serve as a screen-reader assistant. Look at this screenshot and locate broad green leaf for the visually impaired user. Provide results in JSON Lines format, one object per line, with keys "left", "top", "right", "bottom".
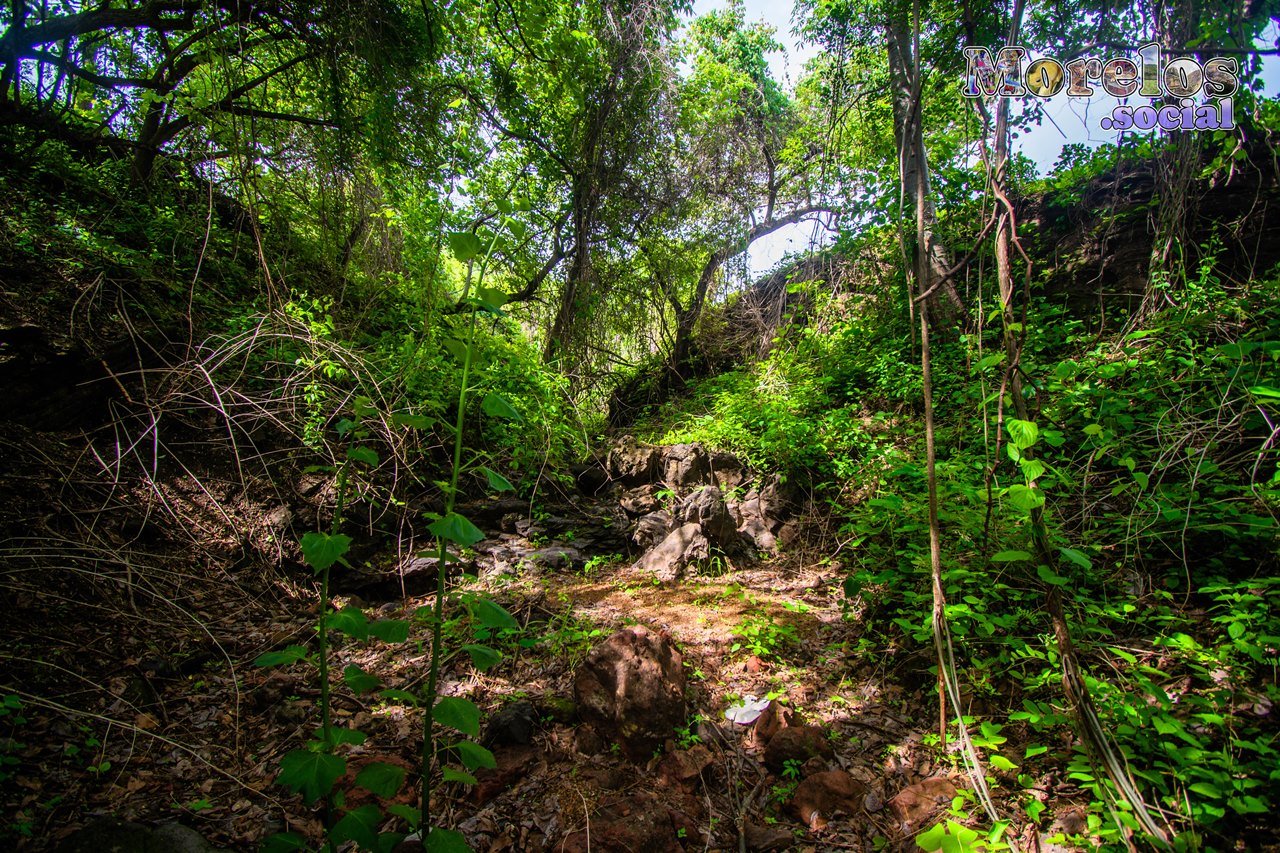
{"left": 255, "top": 645, "right": 309, "bottom": 667}
{"left": 426, "top": 827, "right": 472, "bottom": 852}
{"left": 1006, "top": 419, "right": 1040, "bottom": 450}
{"left": 477, "top": 286, "right": 509, "bottom": 310}
{"left": 324, "top": 727, "right": 367, "bottom": 747}
{"left": 461, "top": 644, "right": 502, "bottom": 671}
{"left": 1018, "top": 458, "right": 1045, "bottom": 482}
{"left": 454, "top": 739, "right": 497, "bottom": 771}
{"left": 470, "top": 598, "right": 518, "bottom": 631}
{"left": 379, "top": 689, "right": 420, "bottom": 706}
{"left": 261, "top": 833, "right": 308, "bottom": 853}
{"left": 386, "top": 804, "right": 420, "bottom": 830}
{"left": 347, "top": 446, "right": 379, "bottom": 466}
{"left": 448, "top": 231, "right": 483, "bottom": 263}
{"left": 1249, "top": 385, "right": 1280, "bottom": 400}
{"left": 392, "top": 413, "right": 434, "bottom": 430}
{"left": 1058, "top": 547, "right": 1092, "bottom": 569}
{"left": 343, "top": 664, "right": 380, "bottom": 694}
{"left": 442, "top": 766, "right": 478, "bottom": 785}
{"left": 326, "top": 607, "right": 369, "bottom": 640}
{"left": 1024, "top": 745, "right": 1048, "bottom": 758}
{"left": 480, "top": 467, "right": 515, "bottom": 492}
{"left": 330, "top": 804, "right": 382, "bottom": 851}
{"left": 989, "top": 754, "right": 1018, "bottom": 772}
{"left": 429, "top": 512, "right": 485, "bottom": 548}
{"left": 443, "top": 338, "right": 476, "bottom": 365}
{"left": 1036, "top": 564, "right": 1069, "bottom": 586}
{"left": 1006, "top": 485, "right": 1045, "bottom": 513}
{"left": 991, "top": 550, "right": 1032, "bottom": 562}
{"left": 277, "top": 749, "right": 345, "bottom": 804}
{"left": 433, "top": 697, "right": 481, "bottom": 737}
{"left": 974, "top": 352, "right": 1005, "bottom": 372}
{"left": 300, "top": 532, "right": 352, "bottom": 572}
{"left": 356, "top": 761, "right": 406, "bottom": 798}
{"left": 369, "top": 619, "right": 410, "bottom": 643}
{"left": 915, "top": 822, "right": 947, "bottom": 852}
{"left": 481, "top": 392, "right": 522, "bottom": 422}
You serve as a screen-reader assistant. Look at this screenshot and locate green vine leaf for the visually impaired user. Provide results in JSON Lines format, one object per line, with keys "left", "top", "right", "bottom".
{"left": 368, "top": 619, "right": 410, "bottom": 643}
{"left": 426, "top": 827, "right": 472, "bottom": 852}
{"left": 433, "top": 696, "right": 481, "bottom": 737}
{"left": 454, "top": 739, "right": 497, "bottom": 771}
{"left": 254, "top": 645, "right": 310, "bottom": 667}
{"left": 330, "top": 804, "right": 382, "bottom": 851}
{"left": 347, "top": 446, "right": 379, "bottom": 466}
{"left": 479, "top": 467, "right": 515, "bottom": 493}
{"left": 461, "top": 644, "right": 502, "bottom": 671}
{"left": 343, "top": 664, "right": 381, "bottom": 694}
{"left": 481, "top": 392, "right": 522, "bottom": 422}
{"left": 355, "top": 761, "right": 406, "bottom": 798}
{"left": 300, "top": 531, "right": 352, "bottom": 572}
{"left": 277, "top": 749, "right": 345, "bottom": 804}
{"left": 429, "top": 512, "right": 485, "bottom": 548}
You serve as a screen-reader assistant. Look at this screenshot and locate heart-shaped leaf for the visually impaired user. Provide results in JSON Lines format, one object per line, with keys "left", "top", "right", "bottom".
{"left": 300, "top": 532, "right": 351, "bottom": 572}
{"left": 433, "top": 697, "right": 481, "bottom": 737}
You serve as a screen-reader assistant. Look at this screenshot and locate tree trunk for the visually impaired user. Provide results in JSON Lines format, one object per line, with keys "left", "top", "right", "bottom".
{"left": 885, "top": 11, "right": 962, "bottom": 325}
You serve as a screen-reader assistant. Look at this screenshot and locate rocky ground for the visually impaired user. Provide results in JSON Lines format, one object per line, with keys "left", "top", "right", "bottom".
{"left": 4, "top": 433, "right": 1097, "bottom": 852}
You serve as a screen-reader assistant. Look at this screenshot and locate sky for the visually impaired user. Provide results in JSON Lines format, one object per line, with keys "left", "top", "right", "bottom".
{"left": 687, "top": 0, "right": 1280, "bottom": 277}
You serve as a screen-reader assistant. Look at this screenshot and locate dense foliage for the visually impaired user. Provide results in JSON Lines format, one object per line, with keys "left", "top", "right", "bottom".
{"left": 1, "top": 0, "right": 1278, "bottom": 849}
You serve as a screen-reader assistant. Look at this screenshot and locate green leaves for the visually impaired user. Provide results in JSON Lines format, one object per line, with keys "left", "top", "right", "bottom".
{"left": 470, "top": 598, "right": 518, "bottom": 631}
{"left": 1006, "top": 419, "right": 1040, "bottom": 450}
{"left": 326, "top": 606, "right": 370, "bottom": 640}
{"left": 255, "top": 645, "right": 310, "bottom": 667}
{"left": 343, "top": 664, "right": 381, "bottom": 694}
{"left": 455, "top": 740, "right": 497, "bottom": 771}
{"left": 991, "top": 550, "right": 1032, "bottom": 562}
{"left": 1005, "top": 485, "right": 1045, "bottom": 513}
{"left": 448, "top": 231, "right": 483, "bottom": 263}
{"left": 300, "top": 532, "right": 352, "bottom": 572}
{"left": 347, "top": 446, "right": 379, "bottom": 467}
{"left": 1058, "top": 547, "right": 1092, "bottom": 570}
{"left": 461, "top": 644, "right": 502, "bottom": 671}
{"left": 425, "top": 828, "right": 472, "bottom": 852}
{"left": 479, "top": 467, "right": 515, "bottom": 493}
{"left": 481, "top": 392, "right": 522, "bottom": 422}
{"left": 355, "top": 762, "right": 406, "bottom": 798}
{"left": 433, "top": 697, "right": 481, "bottom": 737}
{"left": 330, "top": 804, "right": 383, "bottom": 851}
{"left": 1036, "top": 564, "right": 1069, "bottom": 586}
{"left": 368, "top": 619, "right": 410, "bottom": 643}
{"left": 429, "top": 512, "right": 485, "bottom": 548}
{"left": 277, "top": 750, "right": 346, "bottom": 804}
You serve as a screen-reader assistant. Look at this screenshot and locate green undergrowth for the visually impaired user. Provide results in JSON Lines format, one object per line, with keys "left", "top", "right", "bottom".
{"left": 641, "top": 250, "right": 1279, "bottom": 847}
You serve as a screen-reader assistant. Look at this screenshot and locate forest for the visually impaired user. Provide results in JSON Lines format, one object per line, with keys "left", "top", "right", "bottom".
{"left": 0, "top": 0, "right": 1277, "bottom": 850}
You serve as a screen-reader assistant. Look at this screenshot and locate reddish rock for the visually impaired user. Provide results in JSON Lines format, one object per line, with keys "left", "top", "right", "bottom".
{"left": 787, "top": 770, "right": 866, "bottom": 831}
{"left": 742, "top": 820, "right": 794, "bottom": 851}
{"left": 559, "top": 792, "right": 682, "bottom": 852}
{"left": 763, "top": 726, "right": 833, "bottom": 774}
{"left": 573, "top": 626, "right": 686, "bottom": 760}
{"left": 888, "top": 776, "right": 958, "bottom": 830}
{"left": 659, "top": 744, "right": 715, "bottom": 785}
{"left": 747, "top": 700, "right": 798, "bottom": 749}
{"left": 471, "top": 744, "right": 539, "bottom": 804}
